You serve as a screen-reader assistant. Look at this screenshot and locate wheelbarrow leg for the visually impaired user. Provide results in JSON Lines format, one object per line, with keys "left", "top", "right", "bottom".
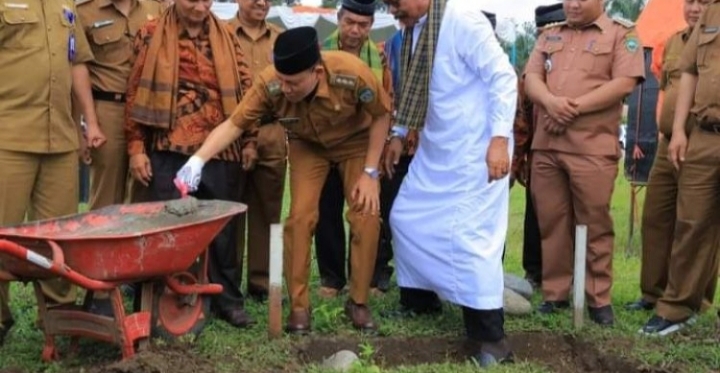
{"left": 108, "top": 288, "right": 136, "bottom": 360}
{"left": 137, "top": 281, "right": 154, "bottom": 352}
{"left": 32, "top": 282, "right": 59, "bottom": 362}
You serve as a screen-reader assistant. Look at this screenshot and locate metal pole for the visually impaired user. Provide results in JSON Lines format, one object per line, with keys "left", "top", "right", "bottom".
{"left": 268, "top": 223, "right": 284, "bottom": 339}
{"left": 573, "top": 225, "right": 588, "bottom": 330}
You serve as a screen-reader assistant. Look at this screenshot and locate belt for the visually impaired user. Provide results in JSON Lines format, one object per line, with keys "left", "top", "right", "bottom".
{"left": 92, "top": 89, "right": 126, "bottom": 103}
{"left": 698, "top": 121, "right": 720, "bottom": 135}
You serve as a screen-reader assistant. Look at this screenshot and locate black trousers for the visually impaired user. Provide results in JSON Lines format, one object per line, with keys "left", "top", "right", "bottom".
{"left": 400, "top": 287, "right": 505, "bottom": 343}
{"left": 314, "top": 155, "right": 413, "bottom": 290}
{"left": 377, "top": 155, "right": 412, "bottom": 288}
{"left": 149, "top": 151, "right": 245, "bottom": 311}
{"left": 314, "top": 165, "right": 351, "bottom": 289}
{"left": 522, "top": 185, "right": 542, "bottom": 283}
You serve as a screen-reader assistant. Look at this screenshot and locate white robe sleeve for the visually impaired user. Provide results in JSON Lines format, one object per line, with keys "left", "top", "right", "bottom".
{"left": 456, "top": 5, "right": 517, "bottom": 139}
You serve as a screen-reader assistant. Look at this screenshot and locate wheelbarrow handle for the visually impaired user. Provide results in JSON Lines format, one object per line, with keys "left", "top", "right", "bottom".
{"left": 0, "top": 239, "right": 118, "bottom": 291}
{"left": 165, "top": 274, "right": 223, "bottom": 295}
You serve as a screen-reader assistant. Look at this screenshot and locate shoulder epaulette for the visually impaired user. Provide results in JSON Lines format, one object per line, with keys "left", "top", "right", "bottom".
{"left": 266, "top": 80, "right": 282, "bottom": 97}
{"left": 329, "top": 74, "right": 358, "bottom": 90}
{"left": 540, "top": 21, "right": 566, "bottom": 32}
{"left": 612, "top": 17, "right": 635, "bottom": 28}
{"left": 75, "top": 0, "right": 93, "bottom": 6}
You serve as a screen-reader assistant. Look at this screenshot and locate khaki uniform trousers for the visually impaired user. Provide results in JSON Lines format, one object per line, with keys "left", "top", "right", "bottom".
{"left": 531, "top": 150, "right": 618, "bottom": 307}
{"left": 284, "top": 136, "right": 379, "bottom": 311}
{"left": 640, "top": 138, "right": 719, "bottom": 310}
{"left": 89, "top": 100, "right": 129, "bottom": 209}
{"left": 0, "top": 150, "right": 79, "bottom": 323}
{"left": 657, "top": 127, "right": 720, "bottom": 321}
{"left": 236, "top": 124, "right": 287, "bottom": 294}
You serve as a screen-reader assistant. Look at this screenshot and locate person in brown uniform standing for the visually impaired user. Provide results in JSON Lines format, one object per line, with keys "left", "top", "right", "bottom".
{"left": 524, "top": 0, "right": 644, "bottom": 326}
{"left": 227, "top": 0, "right": 285, "bottom": 302}
{"left": 0, "top": 0, "right": 96, "bottom": 344}
{"left": 77, "top": 0, "right": 164, "bottom": 210}
{"left": 125, "top": 0, "right": 255, "bottom": 328}
{"left": 315, "top": 0, "right": 394, "bottom": 299}
{"left": 641, "top": 0, "right": 720, "bottom": 336}
{"left": 626, "top": 0, "right": 717, "bottom": 314}
{"left": 176, "top": 27, "right": 391, "bottom": 334}
{"left": 513, "top": 4, "right": 567, "bottom": 289}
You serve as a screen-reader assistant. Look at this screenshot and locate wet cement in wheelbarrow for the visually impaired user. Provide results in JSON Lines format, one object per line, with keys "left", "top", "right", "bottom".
{"left": 163, "top": 197, "right": 199, "bottom": 217}
{"left": 62, "top": 199, "right": 222, "bottom": 238}
{"left": 298, "top": 333, "right": 659, "bottom": 373}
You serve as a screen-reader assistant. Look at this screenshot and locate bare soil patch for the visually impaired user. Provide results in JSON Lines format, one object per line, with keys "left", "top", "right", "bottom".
{"left": 84, "top": 344, "right": 215, "bottom": 373}
{"left": 297, "top": 332, "right": 668, "bottom": 373}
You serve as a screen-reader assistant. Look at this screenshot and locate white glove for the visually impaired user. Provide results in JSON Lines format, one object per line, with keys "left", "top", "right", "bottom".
{"left": 175, "top": 155, "right": 205, "bottom": 193}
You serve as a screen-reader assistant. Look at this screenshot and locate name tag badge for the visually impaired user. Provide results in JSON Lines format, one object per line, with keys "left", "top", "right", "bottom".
{"left": 68, "top": 33, "right": 76, "bottom": 61}
{"left": 3, "top": 2, "right": 28, "bottom": 8}
{"left": 545, "top": 35, "right": 562, "bottom": 42}
{"left": 93, "top": 19, "right": 114, "bottom": 28}
{"left": 542, "top": 52, "right": 553, "bottom": 73}
{"left": 703, "top": 26, "right": 719, "bottom": 34}
{"left": 62, "top": 6, "right": 75, "bottom": 25}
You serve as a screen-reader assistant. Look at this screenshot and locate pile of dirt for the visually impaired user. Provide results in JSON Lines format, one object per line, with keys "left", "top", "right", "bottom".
{"left": 87, "top": 345, "right": 215, "bottom": 373}
{"left": 298, "top": 332, "right": 664, "bottom": 373}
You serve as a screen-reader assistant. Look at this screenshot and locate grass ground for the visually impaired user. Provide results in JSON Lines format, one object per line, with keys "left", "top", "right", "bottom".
{"left": 0, "top": 172, "right": 718, "bottom": 373}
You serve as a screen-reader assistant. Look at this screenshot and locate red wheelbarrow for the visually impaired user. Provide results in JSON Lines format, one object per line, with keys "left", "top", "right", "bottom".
{"left": 0, "top": 199, "right": 246, "bottom": 361}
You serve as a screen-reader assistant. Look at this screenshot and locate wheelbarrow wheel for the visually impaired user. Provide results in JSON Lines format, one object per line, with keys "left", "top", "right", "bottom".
{"left": 150, "top": 278, "right": 210, "bottom": 341}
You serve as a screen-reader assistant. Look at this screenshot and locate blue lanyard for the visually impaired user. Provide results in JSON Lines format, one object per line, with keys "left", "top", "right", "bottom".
{"left": 62, "top": 7, "right": 76, "bottom": 61}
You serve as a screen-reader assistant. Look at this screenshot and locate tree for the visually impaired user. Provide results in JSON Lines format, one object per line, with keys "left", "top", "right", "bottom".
{"left": 321, "top": 0, "right": 339, "bottom": 9}
{"left": 605, "top": 0, "right": 646, "bottom": 22}
{"left": 501, "top": 21, "right": 537, "bottom": 72}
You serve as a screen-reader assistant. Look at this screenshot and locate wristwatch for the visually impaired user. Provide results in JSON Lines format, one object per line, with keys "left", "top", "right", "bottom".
{"left": 385, "top": 132, "right": 404, "bottom": 144}
{"left": 386, "top": 125, "right": 408, "bottom": 143}
{"left": 363, "top": 167, "right": 380, "bottom": 179}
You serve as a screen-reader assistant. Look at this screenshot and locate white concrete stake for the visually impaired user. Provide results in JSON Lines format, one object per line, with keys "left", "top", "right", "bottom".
{"left": 573, "top": 224, "right": 588, "bottom": 330}
{"left": 268, "top": 223, "right": 283, "bottom": 339}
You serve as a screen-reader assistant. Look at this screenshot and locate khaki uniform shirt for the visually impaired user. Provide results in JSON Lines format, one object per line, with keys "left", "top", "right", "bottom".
{"left": 525, "top": 14, "right": 645, "bottom": 156}
{"left": 230, "top": 51, "right": 392, "bottom": 149}
{"left": 226, "top": 16, "right": 282, "bottom": 154}
{"left": 77, "top": 0, "right": 163, "bottom": 94}
{"left": 658, "top": 28, "right": 694, "bottom": 137}
{"left": 226, "top": 16, "right": 282, "bottom": 77}
{"left": 680, "top": 1, "right": 720, "bottom": 124}
{"left": 0, "top": 0, "right": 94, "bottom": 153}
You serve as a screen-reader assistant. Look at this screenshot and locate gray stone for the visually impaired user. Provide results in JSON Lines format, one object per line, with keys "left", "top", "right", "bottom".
{"left": 504, "top": 273, "right": 534, "bottom": 300}
{"left": 321, "top": 350, "right": 359, "bottom": 372}
{"left": 504, "top": 288, "right": 532, "bottom": 316}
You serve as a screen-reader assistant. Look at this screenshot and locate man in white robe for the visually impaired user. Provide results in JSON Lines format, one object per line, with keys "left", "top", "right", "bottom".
{"left": 383, "top": 0, "right": 517, "bottom": 367}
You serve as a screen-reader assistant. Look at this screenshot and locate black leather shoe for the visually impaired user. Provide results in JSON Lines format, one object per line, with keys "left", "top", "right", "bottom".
{"left": 588, "top": 305, "right": 614, "bottom": 327}
{"left": 0, "top": 318, "right": 14, "bottom": 346}
{"left": 537, "top": 301, "right": 570, "bottom": 314}
{"left": 217, "top": 308, "right": 255, "bottom": 329}
{"left": 285, "top": 309, "right": 311, "bottom": 335}
{"left": 471, "top": 351, "right": 515, "bottom": 368}
{"left": 466, "top": 337, "right": 514, "bottom": 368}
{"left": 625, "top": 298, "right": 655, "bottom": 311}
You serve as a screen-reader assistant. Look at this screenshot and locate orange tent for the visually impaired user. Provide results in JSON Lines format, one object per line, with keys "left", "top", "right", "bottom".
{"left": 635, "top": 0, "right": 686, "bottom": 48}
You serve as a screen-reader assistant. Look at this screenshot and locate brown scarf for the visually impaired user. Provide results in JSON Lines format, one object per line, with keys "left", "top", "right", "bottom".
{"left": 129, "top": 7, "right": 241, "bottom": 129}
